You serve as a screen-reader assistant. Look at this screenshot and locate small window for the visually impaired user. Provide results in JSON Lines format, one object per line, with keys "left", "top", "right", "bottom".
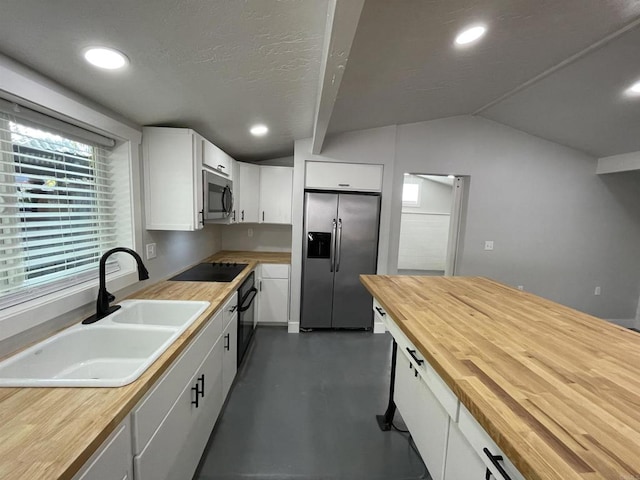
{"left": 402, "top": 183, "right": 420, "bottom": 206}
{"left": 0, "top": 113, "right": 119, "bottom": 309}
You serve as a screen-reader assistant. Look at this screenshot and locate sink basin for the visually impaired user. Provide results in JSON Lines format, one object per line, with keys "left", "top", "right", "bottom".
{"left": 109, "top": 299, "right": 210, "bottom": 327}
{"left": 0, "top": 299, "right": 210, "bottom": 387}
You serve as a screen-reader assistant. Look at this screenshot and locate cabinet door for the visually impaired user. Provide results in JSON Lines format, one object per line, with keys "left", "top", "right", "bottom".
{"left": 230, "top": 159, "right": 240, "bottom": 223}
{"left": 134, "top": 337, "right": 223, "bottom": 480}
{"left": 395, "top": 351, "right": 449, "bottom": 480}
{"left": 203, "top": 140, "right": 231, "bottom": 176}
{"left": 74, "top": 420, "right": 132, "bottom": 480}
{"left": 259, "top": 166, "right": 292, "bottom": 224}
{"left": 258, "top": 278, "right": 289, "bottom": 324}
{"left": 143, "top": 127, "right": 203, "bottom": 231}
{"left": 444, "top": 421, "right": 486, "bottom": 480}
{"left": 238, "top": 162, "right": 260, "bottom": 223}
{"left": 222, "top": 317, "right": 238, "bottom": 400}
{"left": 305, "top": 161, "right": 383, "bottom": 192}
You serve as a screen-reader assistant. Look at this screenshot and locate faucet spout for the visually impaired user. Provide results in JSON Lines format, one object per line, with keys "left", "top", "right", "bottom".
{"left": 83, "top": 247, "right": 149, "bottom": 324}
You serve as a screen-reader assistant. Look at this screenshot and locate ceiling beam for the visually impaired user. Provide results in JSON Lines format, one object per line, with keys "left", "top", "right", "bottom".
{"left": 597, "top": 151, "right": 640, "bottom": 174}
{"left": 311, "top": 0, "right": 365, "bottom": 155}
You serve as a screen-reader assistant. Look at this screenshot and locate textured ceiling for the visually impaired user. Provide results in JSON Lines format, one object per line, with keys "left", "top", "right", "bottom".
{"left": 328, "top": 0, "right": 640, "bottom": 149}
{"left": 0, "top": 0, "right": 328, "bottom": 161}
{"left": 481, "top": 25, "right": 640, "bottom": 157}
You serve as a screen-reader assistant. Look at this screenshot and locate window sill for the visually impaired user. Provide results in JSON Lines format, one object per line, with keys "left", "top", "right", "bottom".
{"left": 0, "top": 268, "right": 139, "bottom": 342}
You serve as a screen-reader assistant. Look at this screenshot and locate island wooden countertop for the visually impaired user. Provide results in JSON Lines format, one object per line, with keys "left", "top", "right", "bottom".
{"left": 361, "top": 275, "right": 640, "bottom": 480}
{"left": 0, "top": 250, "right": 289, "bottom": 480}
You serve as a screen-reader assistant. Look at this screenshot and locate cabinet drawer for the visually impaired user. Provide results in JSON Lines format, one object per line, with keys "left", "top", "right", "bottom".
{"left": 131, "top": 310, "right": 223, "bottom": 454}
{"left": 385, "top": 313, "right": 459, "bottom": 421}
{"left": 73, "top": 419, "right": 132, "bottom": 480}
{"left": 222, "top": 292, "right": 238, "bottom": 330}
{"left": 134, "top": 335, "right": 223, "bottom": 480}
{"left": 395, "top": 351, "right": 449, "bottom": 480}
{"left": 372, "top": 298, "right": 387, "bottom": 324}
{"left": 305, "top": 161, "right": 383, "bottom": 192}
{"left": 260, "top": 263, "right": 289, "bottom": 279}
{"left": 458, "top": 404, "right": 526, "bottom": 480}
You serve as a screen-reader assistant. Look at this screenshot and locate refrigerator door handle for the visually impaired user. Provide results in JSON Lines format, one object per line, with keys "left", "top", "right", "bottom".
{"left": 336, "top": 218, "right": 343, "bottom": 272}
{"left": 330, "top": 219, "right": 337, "bottom": 272}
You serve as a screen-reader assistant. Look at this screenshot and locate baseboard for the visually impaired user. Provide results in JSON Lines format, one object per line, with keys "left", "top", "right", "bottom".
{"left": 288, "top": 322, "right": 300, "bottom": 333}
{"left": 373, "top": 321, "right": 386, "bottom": 334}
{"left": 603, "top": 318, "right": 636, "bottom": 328}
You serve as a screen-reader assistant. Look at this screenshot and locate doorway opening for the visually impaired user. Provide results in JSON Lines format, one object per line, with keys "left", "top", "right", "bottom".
{"left": 397, "top": 174, "right": 465, "bottom": 276}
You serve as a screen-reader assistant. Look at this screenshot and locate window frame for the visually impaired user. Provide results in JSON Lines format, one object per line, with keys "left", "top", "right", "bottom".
{"left": 0, "top": 57, "right": 143, "bottom": 342}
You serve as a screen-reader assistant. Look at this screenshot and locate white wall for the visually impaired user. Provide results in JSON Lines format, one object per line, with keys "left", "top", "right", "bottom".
{"left": 221, "top": 224, "right": 292, "bottom": 252}
{"left": 291, "top": 126, "right": 396, "bottom": 330}
{"left": 393, "top": 116, "right": 640, "bottom": 320}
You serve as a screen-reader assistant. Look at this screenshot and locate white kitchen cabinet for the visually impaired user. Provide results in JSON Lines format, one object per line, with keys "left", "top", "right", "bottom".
{"left": 134, "top": 330, "right": 224, "bottom": 480}
{"left": 443, "top": 421, "right": 487, "bottom": 480}
{"left": 305, "top": 161, "right": 383, "bottom": 192}
{"left": 238, "top": 162, "right": 261, "bottom": 223}
{"left": 395, "top": 350, "right": 449, "bottom": 480}
{"left": 259, "top": 166, "right": 292, "bottom": 224}
{"left": 221, "top": 293, "right": 238, "bottom": 399}
{"left": 203, "top": 139, "right": 233, "bottom": 179}
{"left": 229, "top": 158, "right": 240, "bottom": 223}
{"left": 143, "top": 127, "right": 204, "bottom": 231}
{"left": 258, "top": 264, "right": 290, "bottom": 325}
{"left": 72, "top": 419, "right": 132, "bottom": 480}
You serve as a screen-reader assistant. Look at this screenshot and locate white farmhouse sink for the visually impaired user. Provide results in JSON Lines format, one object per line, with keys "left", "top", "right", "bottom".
{"left": 0, "top": 300, "right": 210, "bottom": 387}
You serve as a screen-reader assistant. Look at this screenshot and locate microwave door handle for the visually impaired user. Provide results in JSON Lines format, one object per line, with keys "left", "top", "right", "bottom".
{"left": 330, "top": 219, "right": 337, "bottom": 272}
{"left": 221, "top": 186, "right": 227, "bottom": 214}
{"left": 226, "top": 187, "right": 233, "bottom": 215}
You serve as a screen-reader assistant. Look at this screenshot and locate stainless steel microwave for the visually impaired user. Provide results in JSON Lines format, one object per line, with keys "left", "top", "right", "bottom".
{"left": 203, "top": 169, "right": 233, "bottom": 221}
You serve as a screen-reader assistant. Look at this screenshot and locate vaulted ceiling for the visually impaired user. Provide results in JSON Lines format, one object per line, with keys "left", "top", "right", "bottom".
{"left": 1, "top": 0, "right": 640, "bottom": 161}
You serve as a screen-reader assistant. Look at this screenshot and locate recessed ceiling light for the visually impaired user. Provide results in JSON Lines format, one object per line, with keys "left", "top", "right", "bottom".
{"left": 250, "top": 124, "right": 269, "bottom": 136}
{"left": 625, "top": 80, "right": 640, "bottom": 96}
{"left": 447, "top": 175, "right": 455, "bottom": 179}
{"left": 455, "top": 25, "right": 487, "bottom": 46}
{"left": 83, "top": 47, "right": 128, "bottom": 70}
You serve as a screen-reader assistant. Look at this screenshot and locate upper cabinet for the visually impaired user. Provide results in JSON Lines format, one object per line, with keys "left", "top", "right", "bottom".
{"left": 259, "top": 166, "right": 293, "bottom": 224}
{"left": 305, "top": 161, "right": 383, "bottom": 192}
{"left": 237, "top": 163, "right": 261, "bottom": 223}
{"left": 202, "top": 139, "right": 233, "bottom": 179}
{"left": 143, "top": 127, "right": 204, "bottom": 231}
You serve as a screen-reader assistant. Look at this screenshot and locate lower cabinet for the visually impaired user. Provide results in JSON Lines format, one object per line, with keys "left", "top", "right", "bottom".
{"left": 72, "top": 419, "right": 132, "bottom": 480}
{"left": 395, "top": 351, "right": 449, "bottom": 480}
{"left": 222, "top": 310, "right": 238, "bottom": 399}
{"left": 133, "top": 328, "right": 224, "bottom": 480}
{"left": 443, "top": 421, "right": 486, "bottom": 479}
{"left": 257, "top": 264, "right": 290, "bottom": 325}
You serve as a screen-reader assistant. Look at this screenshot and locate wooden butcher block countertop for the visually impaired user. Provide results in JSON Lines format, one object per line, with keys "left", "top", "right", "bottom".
{"left": 361, "top": 275, "right": 640, "bottom": 480}
{"left": 0, "top": 250, "right": 290, "bottom": 480}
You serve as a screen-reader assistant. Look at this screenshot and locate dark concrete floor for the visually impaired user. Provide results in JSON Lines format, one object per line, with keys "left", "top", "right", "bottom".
{"left": 195, "top": 327, "right": 429, "bottom": 480}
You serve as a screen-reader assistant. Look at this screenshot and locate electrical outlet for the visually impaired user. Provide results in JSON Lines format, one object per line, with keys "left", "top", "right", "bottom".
{"left": 484, "top": 240, "right": 494, "bottom": 251}
{"left": 248, "top": 228, "right": 253, "bottom": 238}
{"left": 517, "top": 285, "right": 524, "bottom": 291}
{"left": 594, "top": 286, "right": 601, "bottom": 296}
{"left": 145, "top": 243, "right": 156, "bottom": 260}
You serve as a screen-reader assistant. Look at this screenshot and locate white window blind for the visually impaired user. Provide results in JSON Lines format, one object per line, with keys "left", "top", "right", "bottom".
{"left": 0, "top": 111, "right": 118, "bottom": 309}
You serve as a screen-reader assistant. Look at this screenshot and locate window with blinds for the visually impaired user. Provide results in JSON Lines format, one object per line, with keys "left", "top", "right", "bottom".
{"left": 0, "top": 112, "right": 118, "bottom": 309}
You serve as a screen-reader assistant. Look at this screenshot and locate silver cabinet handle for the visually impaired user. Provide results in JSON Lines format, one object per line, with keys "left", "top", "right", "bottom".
{"left": 336, "top": 218, "right": 342, "bottom": 272}
{"left": 330, "top": 219, "right": 337, "bottom": 272}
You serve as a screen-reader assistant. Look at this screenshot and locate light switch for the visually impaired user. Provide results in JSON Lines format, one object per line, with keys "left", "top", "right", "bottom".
{"left": 484, "top": 240, "right": 494, "bottom": 251}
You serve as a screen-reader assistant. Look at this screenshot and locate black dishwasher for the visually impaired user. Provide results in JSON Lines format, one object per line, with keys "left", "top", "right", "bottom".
{"left": 237, "top": 271, "right": 257, "bottom": 366}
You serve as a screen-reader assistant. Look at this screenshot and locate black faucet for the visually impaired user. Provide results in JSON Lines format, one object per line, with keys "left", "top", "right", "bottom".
{"left": 83, "top": 247, "right": 149, "bottom": 324}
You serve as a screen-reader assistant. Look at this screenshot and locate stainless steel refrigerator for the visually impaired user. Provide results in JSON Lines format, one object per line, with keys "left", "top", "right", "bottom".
{"left": 301, "top": 191, "right": 381, "bottom": 329}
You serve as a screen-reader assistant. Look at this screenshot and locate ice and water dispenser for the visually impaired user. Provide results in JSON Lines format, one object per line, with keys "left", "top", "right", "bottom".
{"left": 307, "top": 232, "right": 332, "bottom": 258}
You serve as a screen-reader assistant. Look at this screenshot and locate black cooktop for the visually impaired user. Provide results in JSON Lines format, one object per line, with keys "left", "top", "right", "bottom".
{"left": 169, "top": 262, "right": 248, "bottom": 282}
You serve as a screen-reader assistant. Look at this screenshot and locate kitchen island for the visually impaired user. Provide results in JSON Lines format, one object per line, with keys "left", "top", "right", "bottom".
{"left": 361, "top": 275, "right": 640, "bottom": 480}
{"left": 0, "top": 251, "right": 289, "bottom": 480}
